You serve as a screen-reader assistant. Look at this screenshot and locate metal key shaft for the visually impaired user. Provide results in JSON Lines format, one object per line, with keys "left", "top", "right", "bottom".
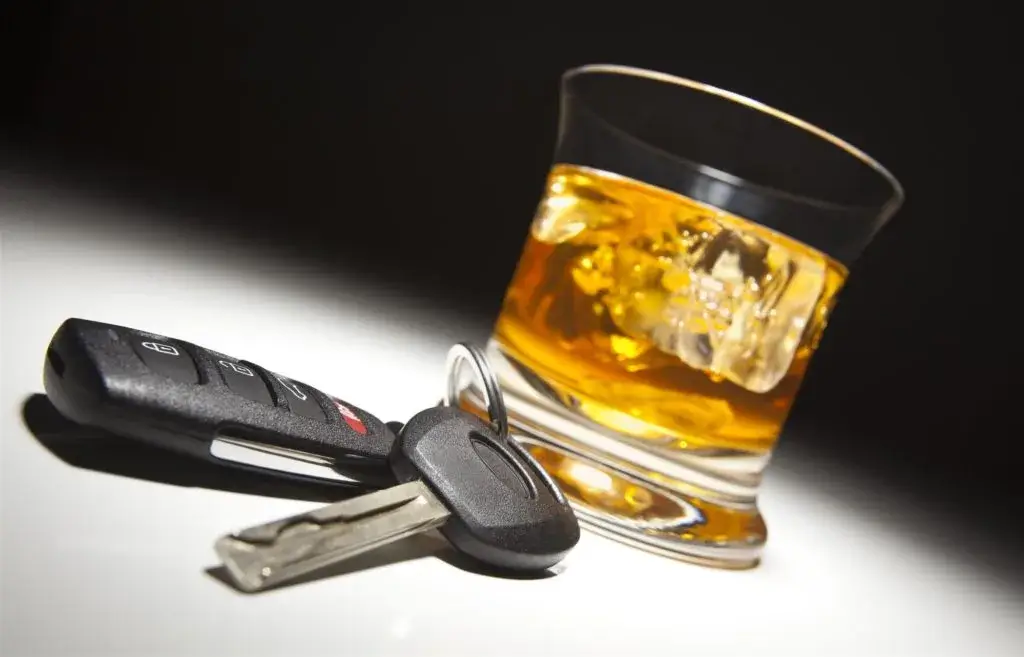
{"left": 215, "top": 481, "right": 450, "bottom": 592}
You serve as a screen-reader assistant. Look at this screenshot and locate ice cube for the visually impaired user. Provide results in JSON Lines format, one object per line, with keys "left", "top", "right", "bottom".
{"left": 603, "top": 239, "right": 673, "bottom": 344}
{"left": 531, "top": 173, "right": 633, "bottom": 245}
{"left": 532, "top": 194, "right": 590, "bottom": 244}
{"left": 598, "top": 212, "right": 826, "bottom": 393}
{"left": 663, "top": 224, "right": 826, "bottom": 393}
{"left": 536, "top": 167, "right": 827, "bottom": 393}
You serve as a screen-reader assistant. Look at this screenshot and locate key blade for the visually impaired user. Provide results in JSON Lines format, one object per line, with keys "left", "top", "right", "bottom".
{"left": 214, "top": 481, "right": 450, "bottom": 592}
{"left": 229, "top": 481, "right": 435, "bottom": 544}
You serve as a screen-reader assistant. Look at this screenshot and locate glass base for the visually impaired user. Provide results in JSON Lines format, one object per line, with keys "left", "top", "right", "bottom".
{"left": 454, "top": 340, "right": 768, "bottom": 569}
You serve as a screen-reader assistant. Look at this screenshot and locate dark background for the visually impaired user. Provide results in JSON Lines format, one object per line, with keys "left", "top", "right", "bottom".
{"left": 2, "top": 4, "right": 1018, "bottom": 525}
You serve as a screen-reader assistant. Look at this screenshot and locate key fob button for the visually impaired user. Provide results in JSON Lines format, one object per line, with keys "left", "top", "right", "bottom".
{"left": 274, "top": 375, "right": 326, "bottom": 421}
{"left": 129, "top": 335, "right": 199, "bottom": 384}
{"left": 216, "top": 359, "right": 274, "bottom": 406}
{"left": 331, "top": 397, "right": 369, "bottom": 435}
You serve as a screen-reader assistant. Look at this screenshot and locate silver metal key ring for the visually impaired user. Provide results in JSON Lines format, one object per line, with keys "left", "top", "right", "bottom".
{"left": 443, "top": 342, "right": 509, "bottom": 442}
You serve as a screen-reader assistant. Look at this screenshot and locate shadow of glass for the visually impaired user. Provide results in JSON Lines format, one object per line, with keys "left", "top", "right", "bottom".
{"left": 21, "top": 393, "right": 362, "bottom": 503}
{"left": 773, "top": 419, "right": 1024, "bottom": 593}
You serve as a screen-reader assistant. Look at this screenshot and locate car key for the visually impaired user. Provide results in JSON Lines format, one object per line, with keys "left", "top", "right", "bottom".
{"left": 214, "top": 344, "right": 580, "bottom": 591}
{"left": 215, "top": 407, "right": 581, "bottom": 590}
{"left": 43, "top": 318, "right": 396, "bottom": 486}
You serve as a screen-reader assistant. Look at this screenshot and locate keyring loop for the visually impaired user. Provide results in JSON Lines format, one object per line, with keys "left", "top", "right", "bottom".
{"left": 443, "top": 342, "right": 509, "bottom": 442}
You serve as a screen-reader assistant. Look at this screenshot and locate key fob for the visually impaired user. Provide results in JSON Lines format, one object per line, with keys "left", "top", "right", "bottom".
{"left": 43, "top": 318, "right": 395, "bottom": 486}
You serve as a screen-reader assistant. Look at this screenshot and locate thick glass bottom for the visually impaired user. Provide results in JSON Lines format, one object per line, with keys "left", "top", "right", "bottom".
{"left": 453, "top": 340, "right": 769, "bottom": 569}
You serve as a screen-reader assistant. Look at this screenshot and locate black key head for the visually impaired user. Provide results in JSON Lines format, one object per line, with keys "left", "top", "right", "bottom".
{"left": 390, "top": 406, "right": 580, "bottom": 572}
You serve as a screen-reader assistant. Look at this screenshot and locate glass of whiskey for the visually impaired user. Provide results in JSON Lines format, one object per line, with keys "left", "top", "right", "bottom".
{"left": 453, "top": 65, "right": 903, "bottom": 568}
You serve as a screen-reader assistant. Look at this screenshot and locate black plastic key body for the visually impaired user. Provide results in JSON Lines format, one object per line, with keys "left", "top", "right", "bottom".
{"left": 392, "top": 406, "right": 581, "bottom": 571}
{"left": 43, "top": 318, "right": 396, "bottom": 486}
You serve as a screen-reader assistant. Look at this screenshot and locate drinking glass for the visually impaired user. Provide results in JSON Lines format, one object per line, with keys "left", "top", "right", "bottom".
{"left": 455, "top": 64, "right": 903, "bottom": 568}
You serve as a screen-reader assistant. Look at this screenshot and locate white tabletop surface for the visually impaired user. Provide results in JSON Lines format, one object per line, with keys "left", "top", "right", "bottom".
{"left": 2, "top": 174, "right": 1023, "bottom": 656}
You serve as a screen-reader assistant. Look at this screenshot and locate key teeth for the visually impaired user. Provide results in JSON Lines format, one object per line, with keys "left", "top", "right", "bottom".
{"left": 215, "top": 536, "right": 269, "bottom": 593}
{"left": 210, "top": 481, "right": 452, "bottom": 592}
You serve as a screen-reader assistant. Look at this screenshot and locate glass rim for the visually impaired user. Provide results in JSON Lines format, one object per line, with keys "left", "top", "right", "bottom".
{"left": 562, "top": 63, "right": 905, "bottom": 220}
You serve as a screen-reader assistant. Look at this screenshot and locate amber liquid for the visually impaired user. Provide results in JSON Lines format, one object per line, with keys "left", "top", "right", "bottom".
{"left": 486, "top": 166, "right": 847, "bottom": 554}
{"left": 496, "top": 165, "right": 847, "bottom": 455}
